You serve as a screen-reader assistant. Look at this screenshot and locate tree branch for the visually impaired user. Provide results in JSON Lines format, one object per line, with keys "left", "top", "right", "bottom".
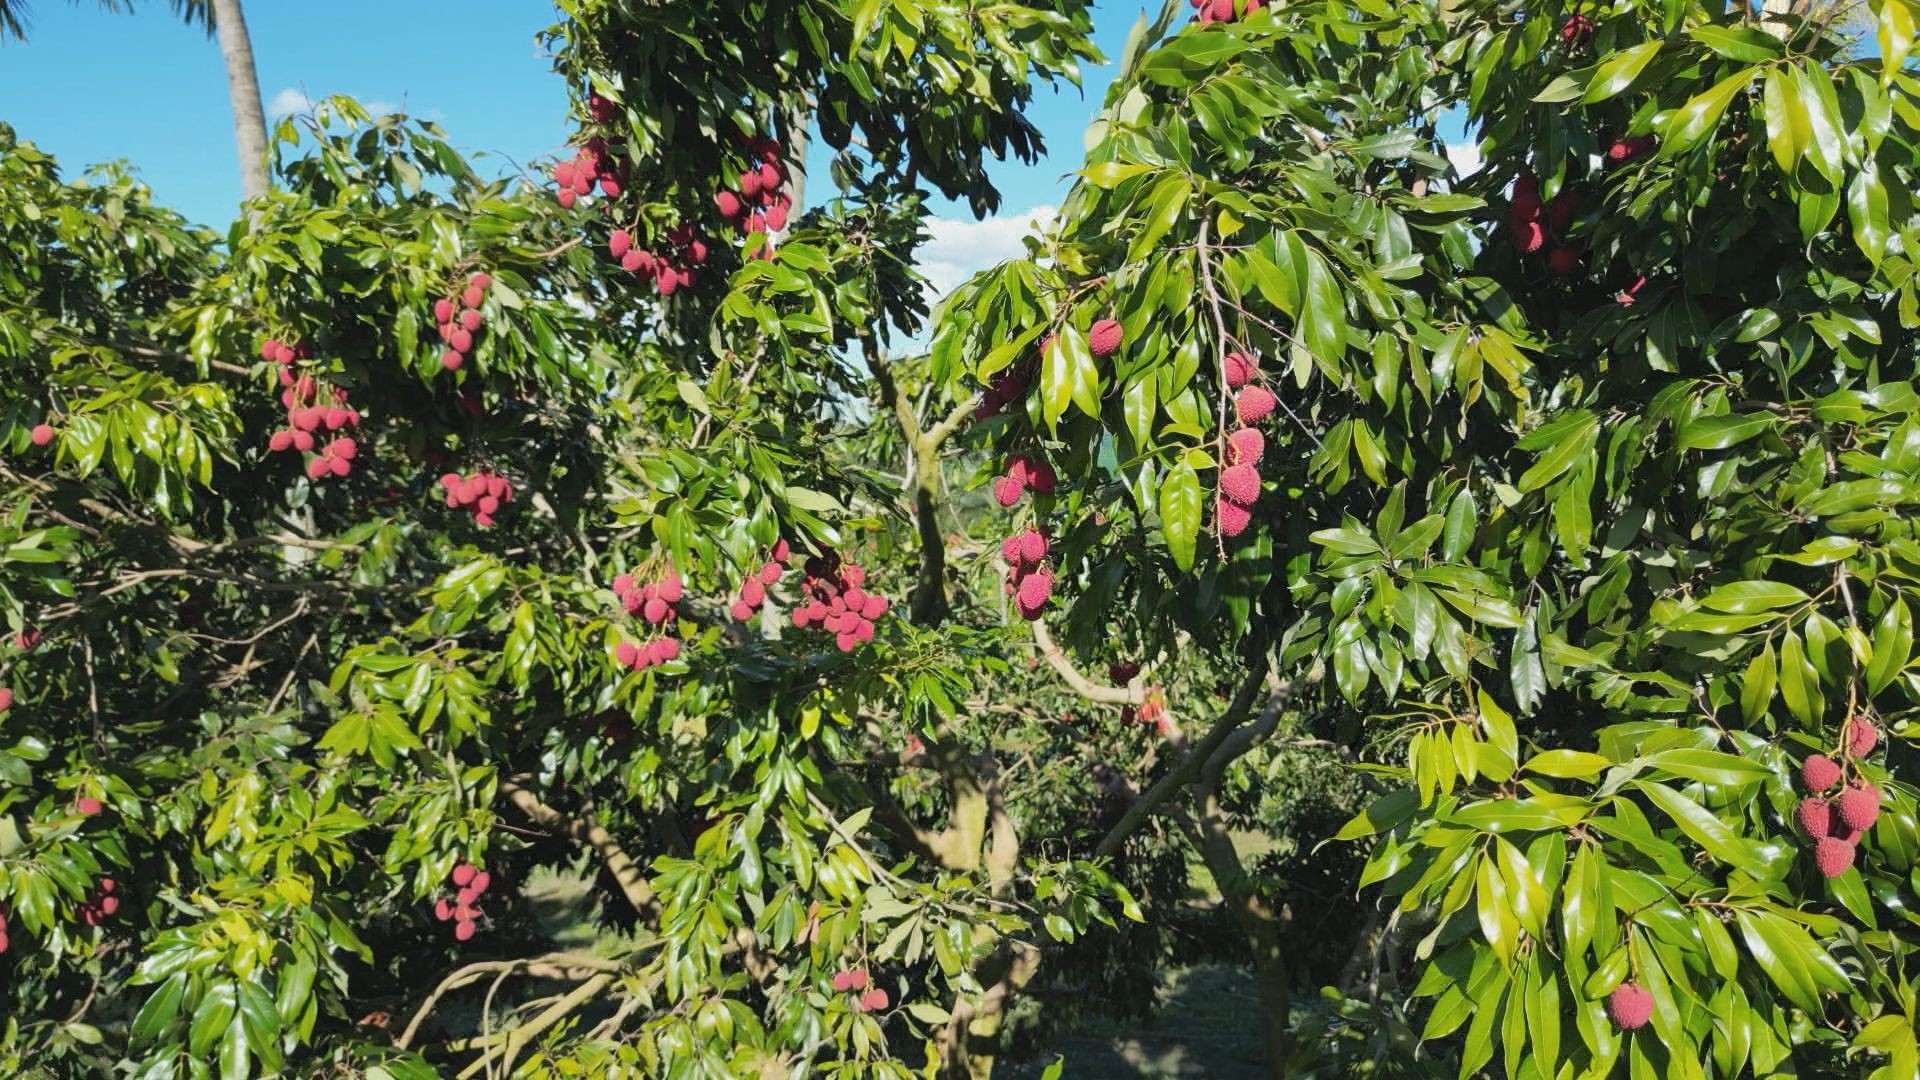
{"left": 499, "top": 779, "right": 660, "bottom": 919}
{"left": 1029, "top": 619, "right": 1142, "bottom": 705}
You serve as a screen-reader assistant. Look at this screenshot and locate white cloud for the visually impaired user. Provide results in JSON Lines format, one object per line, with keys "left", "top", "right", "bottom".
{"left": 268, "top": 87, "right": 407, "bottom": 119}
{"left": 1446, "top": 140, "right": 1483, "bottom": 179}
{"left": 919, "top": 206, "right": 1055, "bottom": 302}
{"left": 267, "top": 87, "right": 313, "bottom": 118}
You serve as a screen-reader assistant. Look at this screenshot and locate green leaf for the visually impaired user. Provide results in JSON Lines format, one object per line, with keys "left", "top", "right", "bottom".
{"left": 1523, "top": 750, "right": 1613, "bottom": 780}
{"left": 1642, "top": 749, "right": 1773, "bottom": 787}
{"left": 1687, "top": 25, "right": 1785, "bottom": 62}
{"left": 1698, "top": 580, "right": 1808, "bottom": 614}
{"left": 1676, "top": 412, "right": 1774, "bottom": 451}
{"left": 1638, "top": 781, "right": 1768, "bottom": 875}
{"left": 1880, "top": 0, "right": 1916, "bottom": 87}
{"left": 1866, "top": 596, "right": 1911, "bottom": 694}
{"left": 1661, "top": 68, "right": 1756, "bottom": 155}
{"left": 1582, "top": 42, "right": 1663, "bottom": 104}
{"left": 1158, "top": 461, "right": 1202, "bottom": 572}
{"left": 1762, "top": 67, "right": 1806, "bottom": 177}
{"left": 1516, "top": 413, "right": 1599, "bottom": 493}
{"left": 1848, "top": 163, "right": 1890, "bottom": 265}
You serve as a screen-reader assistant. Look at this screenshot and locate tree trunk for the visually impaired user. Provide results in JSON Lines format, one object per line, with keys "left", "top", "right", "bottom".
{"left": 1193, "top": 796, "right": 1292, "bottom": 1076}
{"left": 208, "top": 0, "right": 270, "bottom": 205}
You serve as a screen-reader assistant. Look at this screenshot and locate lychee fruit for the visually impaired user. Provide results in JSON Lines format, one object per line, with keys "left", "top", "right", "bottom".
{"left": 1089, "top": 319, "right": 1123, "bottom": 358}
{"left": 454, "top": 919, "right": 476, "bottom": 941}
{"left": 0, "top": 688, "right": 10, "bottom": 711}
{"left": 1844, "top": 717, "right": 1878, "bottom": 758}
{"left": 461, "top": 285, "right": 485, "bottom": 310}
{"left": 859, "top": 988, "right": 890, "bottom": 1011}
{"left": 1547, "top": 191, "right": 1581, "bottom": 233}
{"left": 76, "top": 797, "right": 103, "bottom": 817}
{"left": 1801, "top": 754, "right": 1841, "bottom": 792}
{"left": 1027, "top": 460, "right": 1058, "bottom": 493}
{"left": 1228, "top": 427, "right": 1264, "bottom": 466}
{"left": 441, "top": 350, "right": 464, "bottom": 372}
{"left": 1223, "top": 352, "right": 1257, "bottom": 389}
{"left": 615, "top": 641, "right": 639, "bottom": 668}
{"left": 30, "top": 424, "right": 55, "bottom": 447}
{"left": 1235, "top": 385, "right": 1276, "bottom": 424}
{"left": 269, "top": 431, "right": 294, "bottom": 452}
{"left": 992, "top": 476, "right": 1025, "bottom": 507}
{"left": 1510, "top": 186, "right": 1543, "bottom": 224}
{"left": 1560, "top": 13, "right": 1594, "bottom": 46}
{"left": 451, "top": 863, "right": 476, "bottom": 887}
{"left": 1607, "top": 983, "right": 1652, "bottom": 1030}
{"left": 1796, "top": 798, "right": 1832, "bottom": 839}
{"left": 1016, "top": 570, "right": 1054, "bottom": 619}
{"left": 1217, "top": 498, "right": 1252, "bottom": 537}
{"left": 1514, "top": 220, "right": 1546, "bottom": 255}
{"left": 1837, "top": 783, "right": 1881, "bottom": 832}
{"left": 1814, "top": 836, "right": 1855, "bottom": 878}
{"left": 1546, "top": 246, "right": 1581, "bottom": 276}
{"left": 609, "top": 230, "right": 631, "bottom": 258}
{"left": 1220, "top": 463, "right": 1261, "bottom": 506}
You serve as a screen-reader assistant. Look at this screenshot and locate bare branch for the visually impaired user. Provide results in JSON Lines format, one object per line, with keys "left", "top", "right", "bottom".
{"left": 1029, "top": 619, "right": 1142, "bottom": 705}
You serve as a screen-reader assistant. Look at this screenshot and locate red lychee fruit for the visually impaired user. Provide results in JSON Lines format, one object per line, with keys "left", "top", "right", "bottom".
{"left": 1796, "top": 797, "right": 1833, "bottom": 839}
{"left": 1027, "top": 460, "right": 1057, "bottom": 493}
{"left": 1514, "top": 220, "right": 1546, "bottom": 255}
{"left": 434, "top": 899, "right": 454, "bottom": 922}
{"left": 1235, "top": 385, "right": 1276, "bottom": 424}
{"left": 441, "top": 350, "right": 464, "bottom": 372}
{"left": 461, "top": 285, "right": 485, "bottom": 310}
{"left": 30, "top": 424, "right": 55, "bottom": 447}
{"left": 1220, "top": 463, "right": 1262, "bottom": 506}
{"left": 76, "top": 797, "right": 103, "bottom": 817}
{"left": 558, "top": 189, "right": 578, "bottom": 209}
{"left": 992, "top": 476, "right": 1025, "bottom": 507}
{"left": 764, "top": 203, "right": 790, "bottom": 231}
{"left": 1814, "top": 836, "right": 1855, "bottom": 878}
{"left": 609, "top": 229, "right": 631, "bottom": 258}
{"left": 451, "top": 329, "right": 474, "bottom": 353}
{"left": 1228, "top": 427, "right": 1264, "bottom": 466}
{"left": 1547, "top": 191, "right": 1581, "bottom": 233}
{"left": 615, "top": 641, "right": 639, "bottom": 667}
{"left": 292, "top": 431, "right": 315, "bottom": 452}
{"left": 1223, "top": 352, "right": 1257, "bottom": 389}
{"left": 1217, "top": 498, "right": 1252, "bottom": 537}
{"left": 1837, "top": 783, "right": 1881, "bottom": 832}
{"left": 1844, "top": 717, "right": 1879, "bottom": 758}
{"left": 1606, "top": 135, "right": 1656, "bottom": 163}
{"left": 1017, "top": 528, "right": 1048, "bottom": 565}
{"left": 260, "top": 339, "right": 281, "bottom": 361}
{"left": 1607, "top": 983, "right": 1652, "bottom": 1030}
{"left": 1510, "top": 186, "right": 1543, "bottom": 224}
{"left": 760, "top": 560, "right": 783, "bottom": 584}
{"left": 305, "top": 457, "right": 330, "bottom": 480}
{"left": 454, "top": 919, "right": 476, "bottom": 941}
{"left": 0, "top": 688, "right": 11, "bottom": 711}
{"left": 1546, "top": 246, "right": 1581, "bottom": 276}
{"left": 15, "top": 628, "right": 40, "bottom": 650}
{"left": 470, "top": 273, "right": 492, "bottom": 291}
{"left": 1802, "top": 754, "right": 1841, "bottom": 792}
{"left": 269, "top": 431, "right": 294, "bottom": 452}
{"left": 715, "top": 190, "right": 743, "bottom": 218}
{"left": 451, "top": 863, "right": 476, "bottom": 887}
{"left": 1560, "top": 13, "right": 1594, "bottom": 46}
{"left": 1016, "top": 569, "right": 1054, "bottom": 619}
{"left": 599, "top": 176, "right": 621, "bottom": 197}
{"left": 589, "top": 93, "right": 617, "bottom": 123}
{"left": 470, "top": 871, "right": 490, "bottom": 893}
{"left": 1089, "top": 319, "right": 1124, "bottom": 358}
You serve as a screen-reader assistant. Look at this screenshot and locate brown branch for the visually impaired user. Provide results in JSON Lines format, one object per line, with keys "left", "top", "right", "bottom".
{"left": 455, "top": 972, "right": 616, "bottom": 1080}
{"left": 1092, "top": 663, "right": 1295, "bottom": 859}
{"left": 396, "top": 954, "right": 625, "bottom": 1050}
{"left": 1030, "top": 619, "right": 1142, "bottom": 705}
{"left": 500, "top": 779, "right": 660, "bottom": 920}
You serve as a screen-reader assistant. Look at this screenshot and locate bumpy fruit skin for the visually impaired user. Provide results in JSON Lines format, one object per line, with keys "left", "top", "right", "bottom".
{"left": 1088, "top": 319, "right": 1124, "bottom": 358}
{"left": 1217, "top": 498, "right": 1252, "bottom": 537}
{"left": 1801, "top": 754, "right": 1841, "bottom": 792}
{"left": 1607, "top": 983, "right": 1653, "bottom": 1030}
{"left": 30, "top": 423, "right": 55, "bottom": 447}
{"left": 1814, "top": 836, "right": 1856, "bottom": 878}
{"left": 992, "top": 476, "right": 1025, "bottom": 507}
{"left": 1223, "top": 352, "right": 1256, "bottom": 389}
{"left": 1796, "top": 797, "right": 1832, "bottom": 839}
{"left": 1837, "top": 783, "right": 1881, "bottom": 832}
{"left": 609, "top": 229, "right": 631, "bottom": 258}
{"left": 1220, "top": 463, "right": 1262, "bottom": 506}
{"left": 441, "top": 350, "right": 464, "bottom": 372}
{"left": 1235, "top": 385, "right": 1277, "bottom": 424}
{"left": 1510, "top": 186, "right": 1543, "bottom": 224}
{"left": 1015, "top": 569, "right": 1054, "bottom": 619}
{"left": 1845, "top": 717, "right": 1879, "bottom": 757}
{"left": 1228, "top": 427, "right": 1265, "bottom": 466}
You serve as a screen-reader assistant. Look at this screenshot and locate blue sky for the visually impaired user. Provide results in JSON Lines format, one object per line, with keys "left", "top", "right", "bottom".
{"left": 0, "top": 1, "right": 1146, "bottom": 289}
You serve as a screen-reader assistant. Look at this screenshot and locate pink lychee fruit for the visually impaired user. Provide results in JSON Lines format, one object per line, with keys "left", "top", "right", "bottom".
{"left": 1607, "top": 983, "right": 1652, "bottom": 1030}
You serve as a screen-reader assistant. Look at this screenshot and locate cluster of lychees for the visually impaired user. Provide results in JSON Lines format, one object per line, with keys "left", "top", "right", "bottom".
{"left": 433, "top": 273, "right": 492, "bottom": 372}
{"left": 262, "top": 340, "right": 363, "bottom": 480}
{"left": 1191, "top": 0, "right": 1262, "bottom": 23}
{"left": 1215, "top": 352, "right": 1271, "bottom": 537}
{"left": 729, "top": 540, "right": 790, "bottom": 622}
{"left": 975, "top": 359, "right": 1035, "bottom": 421}
{"left": 1212, "top": 356, "right": 1277, "bottom": 537}
{"left": 1560, "top": 13, "right": 1595, "bottom": 47}
{"left": 790, "top": 556, "right": 888, "bottom": 652}
{"left": 992, "top": 454, "right": 1058, "bottom": 508}
{"left": 713, "top": 136, "right": 793, "bottom": 236}
{"left": 438, "top": 469, "right": 514, "bottom": 528}
{"left": 552, "top": 134, "right": 625, "bottom": 209}
{"left": 832, "top": 968, "right": 890, "bottom": 1012}
{"left": 999, "top": 526, "right": 1053, "bottom": 621}
{"left": 1508, "top": 174, "right": 1586, "bottom": 277}
{"left": 75, "top": 878, "right": 120, "bottom": 927}
{"left": 609, "top": 225, "right": 705, "bottom": 295}
{"left": 432, "top": 862, "right": 494, "bottom": 942}
{"left": 612, "top": 570, "right": 684, "bottom": 671}
{"left": 1797, "top": 717, "right": 1885, "bottom": 878}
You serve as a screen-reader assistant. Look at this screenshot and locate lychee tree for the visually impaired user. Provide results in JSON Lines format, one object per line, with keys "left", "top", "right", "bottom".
{"left": 936, "top": 0, "right": 1920, "bottom": 1074}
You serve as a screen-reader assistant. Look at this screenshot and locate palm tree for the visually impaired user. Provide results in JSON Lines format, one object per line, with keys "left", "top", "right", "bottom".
{"left": 0, "top": 0, "right": 270, "bottom": 203}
